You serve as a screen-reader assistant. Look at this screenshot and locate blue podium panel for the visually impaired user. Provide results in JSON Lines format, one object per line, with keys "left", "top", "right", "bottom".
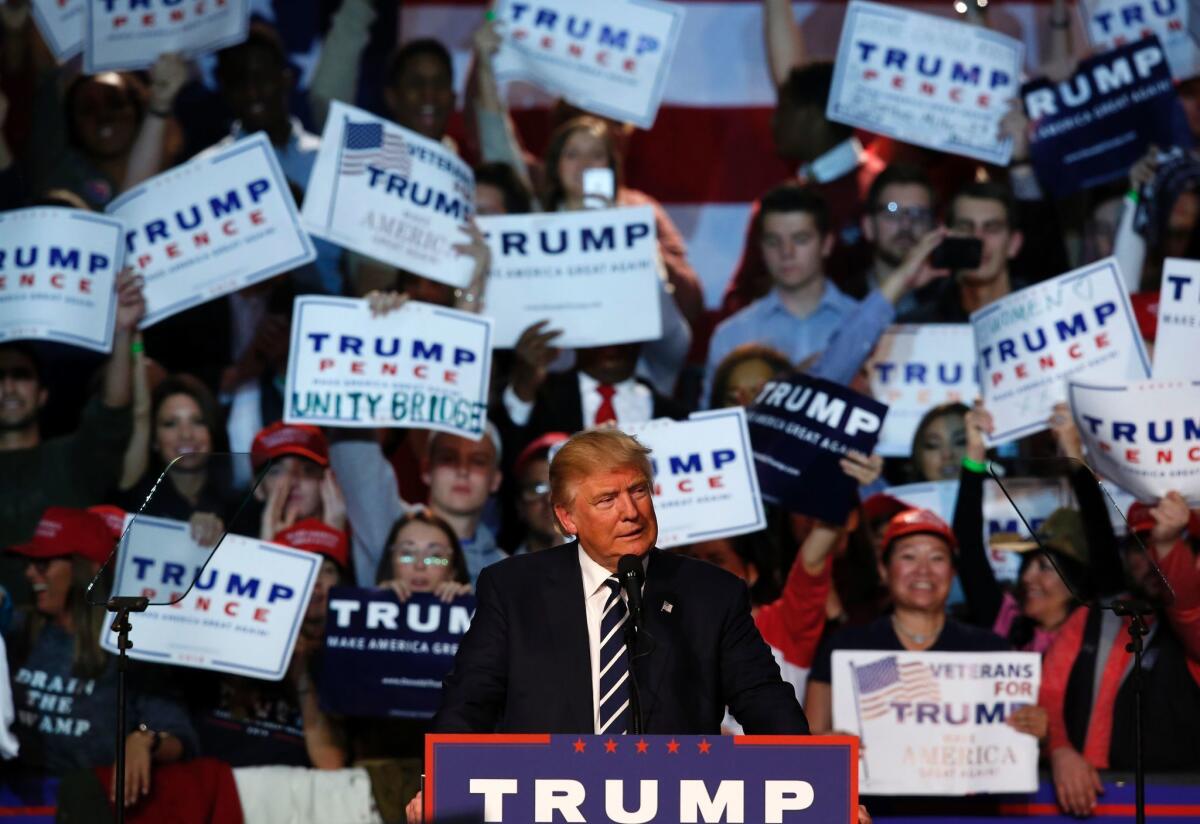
{"left": 425, "top": 734, "right": 858, "bottom": 823}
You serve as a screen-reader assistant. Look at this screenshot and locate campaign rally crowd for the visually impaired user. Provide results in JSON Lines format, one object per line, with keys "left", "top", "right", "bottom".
{"left": 1, "top": 0, "right": 1200, "bottom": 821}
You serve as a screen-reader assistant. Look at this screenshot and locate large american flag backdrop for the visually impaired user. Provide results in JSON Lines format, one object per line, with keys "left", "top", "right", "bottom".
{"left": 401, "top": 1, "right": 1079, "bottom": 307}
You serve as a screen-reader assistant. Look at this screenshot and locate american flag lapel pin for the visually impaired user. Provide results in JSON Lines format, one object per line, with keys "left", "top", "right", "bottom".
{"left": 662, "top": 601, "right": 673, "bottom": 614}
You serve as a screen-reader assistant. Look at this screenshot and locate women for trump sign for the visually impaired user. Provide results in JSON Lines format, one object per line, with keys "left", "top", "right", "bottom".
{"left": 832, "top": 651, "right": 1041, "bottom": 796}
{"left": 971, "top": 257, "right": 1150, "bottom": 446}
{"left": 284, "top": 296, "right": 493, "bottom": 439}
{"left": 302, "top": 101, "right": 477, "bottom": 289}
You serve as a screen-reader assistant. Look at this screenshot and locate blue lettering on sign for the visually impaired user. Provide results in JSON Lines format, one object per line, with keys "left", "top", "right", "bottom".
{"left": 1080, "top": 414, "right": 1200, "bottom": 443}
{"left": 305, "top": 332, "right": 477, "bottom": 366}
{"left": 365, "top": 167, "right": 471, "bottom": 220}
{"left": 129, "top": 556, "right": 296, "bottom": 603}
{"left": 648, "top": 450, "right": 736, "bottom": 477}
{"left": 872, "top": 362, "right": 972, "bottom": 385}
{"left": 495, "top": 222, "right": 651, "bottom": 257}
{"left": 853, "top": 41, "right": 1012, "bottom": 89}
{"left": 891, "top": 702, "right": 1021, "bottom": 725}
{"left": 123, "top": 178, "right": 272, "bottom": 254}
{"left": 979, "top": 302, "right": 1117, "bottom": 368}
{"left": 987, "top": 517, "right": 1045, "bottom": 536}
{"left": 0, "top": 246, "right": 109, "bottom": 274}
{"left": 1093, "top": 1, "right": 1180, "bottom": 36}
{"left": 507, "top": 3, "right": 659, "bottom": 55}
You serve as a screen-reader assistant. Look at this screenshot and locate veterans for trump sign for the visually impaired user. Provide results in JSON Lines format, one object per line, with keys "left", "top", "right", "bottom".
{"left": 971, "top": 258, "right": 1150, "bottom": 446}
{"left": 623, "top": 409, "right": 766, "bottom": 548}
{"left": 107, "top": 133, "right": 316, "bottom": 327}
{"left": 1153, "top": 257, "right": 1200, "bottom": 378}
{"left": 84, "top": 0, "right": 251, "bottom": 73}
{"left": 302, "top": 101, "right": 476, "bottom": 289}
{"left": 0, "top": 208, "right": 124, "bottom": 353}
{"left": 100, "top": 515, "right": 319, "bottom": 681}
{"left": 285, "top": 296, "right": 493, "bottom": 439}
{"left": 319, "top": 589, "right": 473, "bottom": 719}
{"left": 1082, "top": 0, "right": 1199, "bottom": 80}
{"left": 1023, "top": 37, "right": 1192, "bottom": 198}
{"left": 832, "top": 651, "right": 1041, "bottom": 796}
{"left": 490, "top": 0, "right": 684, "bottom": 129}
{"left": 31, "top": 0, "right": 83, "bottom": 62}
{"left": 478, "top": 207, "right": 662, "bottom": 348}
{"left": 747, "top": 372, "right": 887, "bottom": 524}
{"left": 866, "top": 325, "right": 978, "bottom": 457}
{"left": 827, "top": 1, "right": 1023, "bottom": 165}
{"left": 1069, "top": 380, "right": 1200, "bottom": 503}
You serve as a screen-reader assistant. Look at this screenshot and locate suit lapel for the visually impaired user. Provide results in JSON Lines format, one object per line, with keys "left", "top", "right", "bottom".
{"left": 542, "top": 542, "right": 594, "bottom": 732}
{"left": 634, "top": 550, "right": 676, "bottom": 730}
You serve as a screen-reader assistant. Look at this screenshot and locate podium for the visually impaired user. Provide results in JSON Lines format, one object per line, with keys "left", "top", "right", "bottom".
{"left": 424, "top": 734, "right": 858, "bottom": 823}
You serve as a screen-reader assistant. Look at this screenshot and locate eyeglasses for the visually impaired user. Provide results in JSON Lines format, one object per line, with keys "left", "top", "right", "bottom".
{"left": 876, "top": 202, "right": 934, "bottom": 226}
{"left": 0, "top": 366, "right": 36, "bottom": 382}
{"left": 520, "top": 482, "right": 551, "bottom": 502}
{"left": 392, "top": 542, "right": 454, "bottom": 567}
{"left": 393, "top": 555, "right": 452, "bottom": 568}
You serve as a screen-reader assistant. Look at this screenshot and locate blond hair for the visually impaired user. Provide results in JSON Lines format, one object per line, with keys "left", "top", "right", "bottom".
{"left": 549, "top": 429, "right": 653, "bottom": 509}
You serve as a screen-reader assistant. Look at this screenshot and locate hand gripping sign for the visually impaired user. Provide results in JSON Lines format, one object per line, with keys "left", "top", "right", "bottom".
{"left": 490, "top": 0, "right": 685, "bottom": 129}
{"left": 971, "top": 257, "right": 1150, "bottom": 446}
{"left": 107, "top": 133, "right": 316, "bottom": 328}
{"left": 302, "top": 101, "right": 477, "bottom": 289}
{"left": 285, "top": 296, "right": 494, "bottom": 440}
{"left": 827, "top": 1, "right": 1023, "bottom": 165}
{"left": 0, "top": 208, "right": 125, "bottom": 353}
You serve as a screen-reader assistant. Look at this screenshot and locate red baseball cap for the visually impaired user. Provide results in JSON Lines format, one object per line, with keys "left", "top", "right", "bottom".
{"left": 514, "top": 431, "right": 570, "bottom": 477}
{"left": 880, "top": 508, "right": 957, "bottom": 555}
{"left": 87, "top": 505, "right": 128, "bottom": 540}
{"left": 251, "top": 422, "right": 329, "bottom": 471}
{"left": 8, "top": 507, "right": 115, "bottom": 565}
{"left": 274, "top": 518, "right": 349, "bottom": 570}
{"left": 862, "top": 493, "right": 909, "bottom": 525}
{"left": 1126, "top": 502, "right": 1156, "bottom": 535}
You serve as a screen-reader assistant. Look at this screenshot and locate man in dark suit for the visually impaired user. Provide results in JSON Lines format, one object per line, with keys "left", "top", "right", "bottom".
{"left": 407, "top": 428, "right": 870, "bottom": 823}
{"left": 434, "top": 426, "right": 805, "bottom": 735}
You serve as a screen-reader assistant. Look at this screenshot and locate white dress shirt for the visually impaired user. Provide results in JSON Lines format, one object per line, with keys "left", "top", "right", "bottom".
{"left": 578, "top": 546, "right": 650, "bottom": 733}
{"left": 502, "top": 373, "right": 655, "bottom": 428}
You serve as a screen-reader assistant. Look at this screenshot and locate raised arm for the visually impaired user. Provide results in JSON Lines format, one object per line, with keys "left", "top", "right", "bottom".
{"left": 122, "top": 52, "right": 186, "bottom": 192}
{"left": 955, "top": 402, "right": 1006, "bottom": 628}
{"left": 308, "top": 0, "right": 377, "bottom": 130}
{"left": 763, "top": 0, "right": 807, "bottom": 89}
{"left": 470, "top": 17, "right": 536, "bottom": 195}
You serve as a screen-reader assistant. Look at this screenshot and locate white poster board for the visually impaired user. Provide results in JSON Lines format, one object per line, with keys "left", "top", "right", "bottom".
{"left": 832, "top": 650, "right": 1041, "bottom": 795}
{"left": 827, "top": 1, "right": 1023, "bottom": 165}
{"left": 1069, "top": 379, "right": 1200, "bottom": 503}
{"left": 971, "top": 258, "right": 1150, "bottom": 445}
{"left": 867, "top": 325, "right": 979, "bottom": 457}
{"left": 0, "top": 208, "right": 124, "bottom": 353}
{"left": 623, "top": 408, "right": 766, "bottom": 548}
{"left": 101, "top": 515, "right": 319, "bottom": 681}
{"left": 84, "top": 0, "right": 250, "bottom": 73}
{"left": 479, "top": 207, "right": 662, "bottom": 348}
{"left": 1082, "top": 0, "right": 1200, "bottom": 80}
{"left": 1153, "top": 257, "right": 1200, "bottom": 379}
{"left": 302, "top": 101, "right": 476, "bottom": 289}
{"left": 107, "top": 133, "right": 316, "bottom": 328}
{"left": 284, "top": 296, "right": 493, "bottom": 439}
{"left": 491, "top": 0, "right": 684, "bottom": 129}
{"left": 31, "top": 0, "right": 83, "bottom": 61}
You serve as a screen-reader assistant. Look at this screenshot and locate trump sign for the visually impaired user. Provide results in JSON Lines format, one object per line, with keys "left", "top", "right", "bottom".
{"left": 426, "top": 734, "right": 858, "bottom": 823}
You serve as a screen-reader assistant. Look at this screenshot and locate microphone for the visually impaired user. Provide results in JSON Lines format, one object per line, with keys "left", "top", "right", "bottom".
{"left": 617, "top": 554, "right": 645, "bottom": 627}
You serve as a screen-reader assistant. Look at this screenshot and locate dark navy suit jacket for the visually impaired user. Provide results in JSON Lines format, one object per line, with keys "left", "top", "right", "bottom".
{"left": 433, "top": 543, "right": 810, "bottom": 735}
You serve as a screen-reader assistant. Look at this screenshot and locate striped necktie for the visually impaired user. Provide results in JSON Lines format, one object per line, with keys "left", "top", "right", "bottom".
{"left": 597, "top": 577, "right": 632, "bottom": 734}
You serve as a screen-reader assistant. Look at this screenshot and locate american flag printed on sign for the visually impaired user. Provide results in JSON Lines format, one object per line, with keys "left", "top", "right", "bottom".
{"left": 341, "top": 121, "right": 411, "bottom": 177}
{"left": 854, "top": 656, "right": 940, "bottom": 720}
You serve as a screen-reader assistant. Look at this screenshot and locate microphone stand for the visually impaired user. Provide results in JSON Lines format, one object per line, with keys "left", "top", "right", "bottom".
{"left": 1109, "top": 598, "right": 1153, "bottom": 824}
{"left": 624, "top": 617, "right": 644, "bottom": 735}
{"left": 107, "top": 596, "right": 149, "bottom": 824}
